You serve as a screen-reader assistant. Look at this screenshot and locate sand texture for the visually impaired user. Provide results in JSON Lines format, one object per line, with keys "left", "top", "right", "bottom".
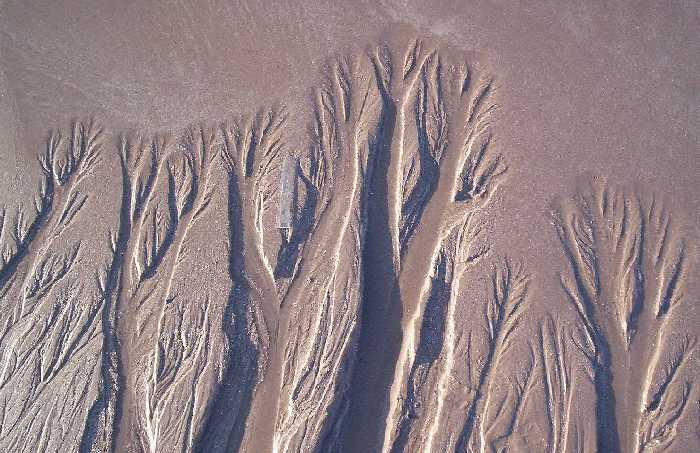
{"left": 0, "top": 2, "right": 698, "bottom": 452}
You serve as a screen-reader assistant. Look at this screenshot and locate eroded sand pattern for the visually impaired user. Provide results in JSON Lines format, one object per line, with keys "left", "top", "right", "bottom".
{"left": 1, "top": 4, "right": 698, "bottom": 453}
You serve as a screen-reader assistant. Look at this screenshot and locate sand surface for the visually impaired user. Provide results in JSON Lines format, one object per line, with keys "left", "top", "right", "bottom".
{"left": 0, "top": 1, "right": 698, "bottom": 452}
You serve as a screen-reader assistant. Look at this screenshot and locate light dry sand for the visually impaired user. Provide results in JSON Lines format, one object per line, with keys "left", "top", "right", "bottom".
{"left": 0, "top": 1, "right": 698, "bottom": 452}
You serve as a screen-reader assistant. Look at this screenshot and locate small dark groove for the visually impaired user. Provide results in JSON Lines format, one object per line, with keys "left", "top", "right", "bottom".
{"left": 390, "top": 251, "right": 450, "bottom": 453}
{"left": 398, "top": 71, "right": 440, "bottom": 254}
{"left": 195, "top": 174, "right": 257, "bottom": 453}
{"left": 79, "top": 155, "right": 133, "bottom": 453}
{"left": 0, "top": 178, "right": 55, "bottom": 292}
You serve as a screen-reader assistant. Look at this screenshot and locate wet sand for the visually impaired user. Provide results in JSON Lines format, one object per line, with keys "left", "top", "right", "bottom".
{"left": 0, "top": 2, "right": 698, "bottom": 452}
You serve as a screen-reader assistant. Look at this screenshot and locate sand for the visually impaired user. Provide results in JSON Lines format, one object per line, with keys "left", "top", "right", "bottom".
{"left": 0, "top": 2, "right": 698, "bottom": 452}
